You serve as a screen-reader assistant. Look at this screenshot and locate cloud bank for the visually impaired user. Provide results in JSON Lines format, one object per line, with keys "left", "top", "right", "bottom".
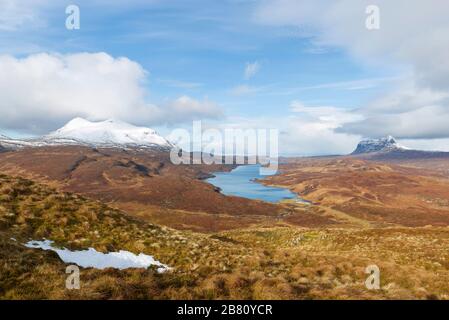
{"left": 0, "top": 52, "right": 223, "bottom": 134}
{"left": 255, "top": 0, "right": 449, "bottom": 140}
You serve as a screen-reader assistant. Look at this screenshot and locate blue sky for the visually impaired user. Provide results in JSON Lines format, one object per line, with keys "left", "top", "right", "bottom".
{"left": 1, "top": 0, "right": 449, "bottom": 155}
{"left": 42, "top": 1, "right": 388, "bottom": 109}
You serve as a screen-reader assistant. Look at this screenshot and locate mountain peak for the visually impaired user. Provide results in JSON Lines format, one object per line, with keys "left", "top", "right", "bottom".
{"left": 0, "top": 118, "right": 173, "bottom": 150}
{"left": 45, "top": 117, "right": 172, "bottom": 148}
{"left": 351, "top": 136, "right": 400, "bottom": 155}
{"left": 60, "top": 117, "right": 92, "bottom": 130}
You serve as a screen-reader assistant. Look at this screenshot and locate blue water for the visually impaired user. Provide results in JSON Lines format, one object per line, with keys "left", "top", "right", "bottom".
{"left": 207, "top": 165, "right": 302, "bottom": 203}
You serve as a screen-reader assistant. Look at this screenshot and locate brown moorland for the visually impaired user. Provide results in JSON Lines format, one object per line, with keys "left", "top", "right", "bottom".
{"left": 262, "top": 157, "right": 449, "bottom": 227}
{"left": 0, "top": 146, "right": 337, "bottom": 232}
{"left": 1, "top": 146, "right": 449, "bottom": 299}
{"left": 1, "top": 173, "right": 448, "bottom": 299}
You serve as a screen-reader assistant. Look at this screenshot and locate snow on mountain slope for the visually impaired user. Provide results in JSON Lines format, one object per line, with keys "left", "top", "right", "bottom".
{"left": 0, "top": 118, "right": 173, "bottom": 150}
{"left": 350, "top": 136, "right": 449, "bottom": 161}
{"left": 46, "top": 118, "right": 172, "bottom": 148}
{"left": 351, "top": 136, "right": 404, "bottom": 155}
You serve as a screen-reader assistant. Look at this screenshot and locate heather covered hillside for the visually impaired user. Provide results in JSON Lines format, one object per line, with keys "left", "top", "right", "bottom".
{"left": 1, "top": 174, "right": 448, "bottom": 299}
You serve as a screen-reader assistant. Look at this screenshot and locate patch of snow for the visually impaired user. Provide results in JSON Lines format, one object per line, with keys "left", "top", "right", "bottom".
{"left": 24, "top": 240, "right": 170, "bottom": 272}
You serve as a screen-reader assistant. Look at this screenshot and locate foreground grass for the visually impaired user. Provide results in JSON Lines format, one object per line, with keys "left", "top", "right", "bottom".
{"left": 0, "top": 174, "right": 448, "bottom": 299}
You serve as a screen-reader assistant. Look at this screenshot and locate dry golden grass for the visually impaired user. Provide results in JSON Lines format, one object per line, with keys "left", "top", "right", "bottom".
{"left": 262, "top": 158, "right": 449, "bottom": 227}
{"left": 1, "top": 173, "right": 448, "bottom": 300}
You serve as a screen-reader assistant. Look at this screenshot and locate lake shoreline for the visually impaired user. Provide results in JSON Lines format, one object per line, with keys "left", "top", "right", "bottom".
{"left": 206, "top": 164, "right": 307, "bottom": 204}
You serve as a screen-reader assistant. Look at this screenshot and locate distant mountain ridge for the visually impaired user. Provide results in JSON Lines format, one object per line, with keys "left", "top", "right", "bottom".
{"left": 0, "top": 118, "right": 173, "bottom": 151}
{"left": 350, "top": 135, "right": 449, "bottom": 161}
{"left": 351, "top": 136, "right": 403, "bottom": 155}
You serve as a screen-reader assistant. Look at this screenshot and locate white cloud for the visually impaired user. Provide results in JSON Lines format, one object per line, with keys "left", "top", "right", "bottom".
{"left": 157, "top": 78, "right": 203, "bottom": 89}
{"left": 285, "top": 100, "right": 362, "bottom": 155}
{"left": 290, "top": 101, "right": 362, "bottom": 126}
{"left": 0, "top": 0, "right": 46, "bottom": 31}
{"left": 0, "top": 52, "right": 223, "bottom": 134}
{"left": 161, "top": 96, "right": 223, "bottom": 124}
{"left": 244, "top": 61, "right": 260, "bottom": 79}
{"left": 0, "top": 0, "right": 161, "bottom": 32}
{"left": 254, "top": 0, "right": 449, "bottom": 140}
{"left": 282, "top": 116, "right": 361, "bottom": 156}
{"left": 228, "top": 115, "right": 360, "bottom": 156}
{"left": 396, "top": 138, "right": 449, "bottom": 152}
{"left": 229, "top": 84, "right": 261, "bottom": 96}
{"left": 336, "top": 81, "right": 449, "bottom": 139}
{"left": 195, "top": 101, "right": 362, "bottom": 156}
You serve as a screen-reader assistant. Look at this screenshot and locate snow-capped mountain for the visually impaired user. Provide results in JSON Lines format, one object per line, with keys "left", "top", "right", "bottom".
{"left": 46, "top": 118, "right": 173, "bottom": 148}
{"left": 0, "top": 118, "right": 173, "bottom": 150}
{"left": 351, "top": 136, "right": 403, "bottom": 155}
{"left": 350, "top": 136, "right": 449, "bottom": 161}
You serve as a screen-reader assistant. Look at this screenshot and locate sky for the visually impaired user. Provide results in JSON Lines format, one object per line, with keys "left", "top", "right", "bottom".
{"left": 1, "top": 0, "right": 449, "bottom": 155}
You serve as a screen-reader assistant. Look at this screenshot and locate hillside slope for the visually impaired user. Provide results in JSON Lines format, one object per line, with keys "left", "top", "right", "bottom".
{"left": 262, "top": 158, "right": 449, "bottom": 227}
{"left": 0, "top": 146, "right": 339, "bottom": 231}
{"left": 1, "top": 173, "right": 448, "bottom": 299}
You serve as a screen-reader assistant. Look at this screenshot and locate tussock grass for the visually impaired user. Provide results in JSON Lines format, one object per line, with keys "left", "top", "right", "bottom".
{"left": 1, "top": 173, "right": 448, "bottom": 299}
